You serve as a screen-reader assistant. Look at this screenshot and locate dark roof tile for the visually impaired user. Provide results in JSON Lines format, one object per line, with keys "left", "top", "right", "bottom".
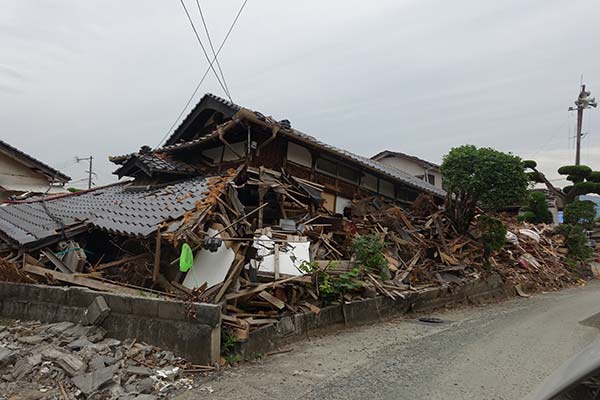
{"left": 0, "top": 175, "right": 225, "bottom": 247}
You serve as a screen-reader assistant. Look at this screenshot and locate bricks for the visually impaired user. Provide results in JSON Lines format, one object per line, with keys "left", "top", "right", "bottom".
{"left": 83, "top": 296, "right": 110, "bottom": 326}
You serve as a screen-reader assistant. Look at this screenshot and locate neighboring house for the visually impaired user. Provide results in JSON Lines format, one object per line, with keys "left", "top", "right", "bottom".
{"left": 0, "top": 93, "right": 445, "bottom": 249}
{"left": 371, "top": 150, "right": 443, "bottom": 189}
{"left": 0, "top": 140, "right": 70, "bottom": 203}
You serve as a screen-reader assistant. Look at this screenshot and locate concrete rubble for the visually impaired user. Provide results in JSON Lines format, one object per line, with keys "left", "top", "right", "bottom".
{"left": 0, "top": 319, "right": 207, "bottom": 399}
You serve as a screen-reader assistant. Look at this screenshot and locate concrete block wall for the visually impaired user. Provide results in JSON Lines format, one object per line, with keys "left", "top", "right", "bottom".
{"left": 239, "top": 273, "right": 511, "bottom": 356}
{"left": 0, "top": 282, "right": 221, "bottom": 365}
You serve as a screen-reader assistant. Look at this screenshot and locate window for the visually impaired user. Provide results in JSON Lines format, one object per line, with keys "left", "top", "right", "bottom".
{"left": 426, "top": 174, "right": 436, "bottom": 186}
{"left": 287, "top": 142, "right": 312, "bottom": 167}
{"left": 417, "top": 174, "right": 436, "bottom": 186}
{"left": 379, "top": 179, "right": 395, "bottom": 198}
{"left": 316, "top": 157, "right": 360, "bottom": 184}
{"left": 338, "top": 164, "right": 359, "bottom": 184}
{"left": 360, "top": 173, "right": 378, "bottom": 191}
{"left": 315, "top": 158, "right": 337, "bottom": 175}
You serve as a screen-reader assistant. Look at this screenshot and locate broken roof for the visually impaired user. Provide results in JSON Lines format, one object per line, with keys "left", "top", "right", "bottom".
{"left": 0, "top": 174, "right": 226, "bottom": 247}
{"left": 0, "top": 140, "right": 71, "bottom": 183}
{"left": 110, "top": 94, "right": 445, "bottom": 198}
{"left": 113, "top": 151, "right": 198, "bottom": 179}
{"left": 371, "top": 150, "right": 440, "bottom": 170}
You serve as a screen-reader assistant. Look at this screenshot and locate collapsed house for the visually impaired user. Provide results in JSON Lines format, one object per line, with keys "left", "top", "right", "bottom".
{"left": 0, "top": 94, "right": 581, "bottom": 340}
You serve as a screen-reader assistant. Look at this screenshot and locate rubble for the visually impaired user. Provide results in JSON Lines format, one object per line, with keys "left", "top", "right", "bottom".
{"left": 0, "top": 165, "right": 589, "bottom": 352}
{"left": 0, "top": 319, "right": 207, "bottom": 399}
{"left": 0, "top": 92, "right": 593, "bottom": 378}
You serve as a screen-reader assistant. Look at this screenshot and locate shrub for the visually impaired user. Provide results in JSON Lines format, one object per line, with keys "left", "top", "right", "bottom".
{"left": 588, "top": 171, "right": 600, "bottom": 183}
{"left": 557, "top": 165, "right": 592, "bottom": 177}
{"left": 563, "top": 200, "right": 597, "bottom": 230}
{"left": 556, "top": 224, "right": 592, "bottom": 261}
{"left": 522, "top": 160, "right": 537, "bottom": 169}
{"left": 477, "top": 216, "right": 506, "bottom": 268}
{"left": 351, "top": 235, "right": 389, "bottom": 279}
{"left": 519, "top": 191, "right": 553, "bottom": 224}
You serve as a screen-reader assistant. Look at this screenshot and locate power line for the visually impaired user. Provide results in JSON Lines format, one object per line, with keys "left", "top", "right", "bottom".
{"left": 178, "top": 0, "right": 231, "bottom": 101}
{"left": 195, "top": 0, "right": 231, "bottom": 97}
{"left": 155, "top": 0, "right": 249, "bottom": 149}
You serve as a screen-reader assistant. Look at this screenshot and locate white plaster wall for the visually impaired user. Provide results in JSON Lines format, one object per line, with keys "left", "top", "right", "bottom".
{"left": 377, "top": 156, "right": 443, "bottom": 188}
{"left": 0, "top": 152, "right": 51, "bottom": 191}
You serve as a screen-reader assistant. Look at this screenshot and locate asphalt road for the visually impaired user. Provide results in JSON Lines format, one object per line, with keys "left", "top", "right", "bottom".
{"left": 177, "top": 281, "right": 600, "bottom": 400}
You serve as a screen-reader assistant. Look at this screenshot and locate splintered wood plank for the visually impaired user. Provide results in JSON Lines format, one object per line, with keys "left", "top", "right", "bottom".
{"left": 258, "top": 291, "right": 286, "bottom": 309}
{"left": 224, "top": 275, "right": 303, "bottom": 301}
{"left": 23, "top": 264, "right": 145, "bottom": 297}
{"left": 153, "top": 230, "right": 162, "bottom": 283}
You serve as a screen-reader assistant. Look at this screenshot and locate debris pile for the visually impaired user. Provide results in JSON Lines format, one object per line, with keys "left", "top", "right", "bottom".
{"left": 0, "top": 319, "right": 210, "bottom": 399}
{"left": 0, "top": 166, "right": 587, "bottom": 350}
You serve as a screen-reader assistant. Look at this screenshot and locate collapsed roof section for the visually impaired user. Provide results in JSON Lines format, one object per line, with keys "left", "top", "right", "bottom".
{"left": 0, "top": 173, "right": 233, "bottom": 249}
{"left": 113, "top": 150, "right": 199, "bottom": 179}
{"left": 109, "top": 94, "right": 445, "bottom": 198}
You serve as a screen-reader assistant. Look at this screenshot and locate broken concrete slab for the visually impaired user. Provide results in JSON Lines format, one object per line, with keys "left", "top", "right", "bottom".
{"left": 134, "top": 395, "right": 158, "bottom": 400}
{"left": 46, "top": 321, "right": 75, "bottom": 335}
{"left": 41, "top": 347, "right": 85, "bottom": 377}
{"left": 99, "top": 338, "right": 121, "bottom": 348}
{"left": 126, "top": 365, "right": 153, "bottom": 377}
{"left": 62, "top": 324, "right": 92, "bottom": 339}
{"left": 12, "top": 354, "right": 41, "bottom": 380}
{"left": 70, "top": 365, "right": 115, "bottom": 395}
{"left": 17, "top": 335, "right": 46, "bottom": 345}
{"left": 83, "top": 296, "right": 110, "bottom": 326}
{"left": 87, "top": 356, "right": 106, "bottom": 371}
{"left": 0, "top": 348, "right": 16, "bottom": 367}
{"left": 66, "top": 337, "right": 93, "bottom": 351}
{"left": 86, "top": 326, "right": 107, "bottom": 343}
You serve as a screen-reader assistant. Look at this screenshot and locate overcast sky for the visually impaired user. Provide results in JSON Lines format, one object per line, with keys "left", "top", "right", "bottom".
{"left": 1, "top": 0, "right": 599, "bottom": 188}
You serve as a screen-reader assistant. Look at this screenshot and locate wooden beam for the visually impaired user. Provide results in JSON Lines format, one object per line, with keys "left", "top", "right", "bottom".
{"left": 273, "top": 243, "right": 280, "bottom": 280}
{"left": 258, "top": 291, "right": 285, "bottom": 309}
{"left": 152, "top": 229, "right": 162, "bottom": 284}
{"left": 94, "top": 254, "right": 147, "bottom": 271}
{"left": 224, "top": 275, "right": 303, "bottom": 301}
{"left": 23, "top": 264, "right": 148, "bottom": 297}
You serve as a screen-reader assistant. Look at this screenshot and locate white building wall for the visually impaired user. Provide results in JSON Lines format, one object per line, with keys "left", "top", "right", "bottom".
{"left": 0, "top": 153, "right": 51, "bottom": 190}
{"left": 376, "top": 156, "right": 443, "bottom": 188}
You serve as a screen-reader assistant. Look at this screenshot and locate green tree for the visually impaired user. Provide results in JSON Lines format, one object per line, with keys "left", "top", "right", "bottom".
{"left": 563, "top": 200, "right": 597, "bottom": 230}
{"left": 519, "top": 191, "right": 553, "bottom": 224}
{"left": 441, "top": 145, "right": 529, "bottom": 232}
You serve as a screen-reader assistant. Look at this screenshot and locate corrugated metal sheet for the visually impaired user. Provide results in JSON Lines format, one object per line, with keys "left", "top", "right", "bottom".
{"left": 0, "top": 176, "right": 221, "bottom": 246}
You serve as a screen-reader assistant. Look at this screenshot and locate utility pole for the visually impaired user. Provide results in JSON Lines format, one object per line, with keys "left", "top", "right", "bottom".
{"left": 76, "top": 156, "right": 94, "bottom": 189}
{"left": 569, "top": 84, "right": 597, "bottom": 165}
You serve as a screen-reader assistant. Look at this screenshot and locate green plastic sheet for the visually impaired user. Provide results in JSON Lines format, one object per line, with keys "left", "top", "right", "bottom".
{"left": 179, "top": 243, "right": 194, "bottom": 272}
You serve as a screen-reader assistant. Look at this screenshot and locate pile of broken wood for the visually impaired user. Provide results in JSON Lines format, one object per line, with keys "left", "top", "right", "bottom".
{"left": 0, "top": 167, "right": 586, "bottom": 341}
